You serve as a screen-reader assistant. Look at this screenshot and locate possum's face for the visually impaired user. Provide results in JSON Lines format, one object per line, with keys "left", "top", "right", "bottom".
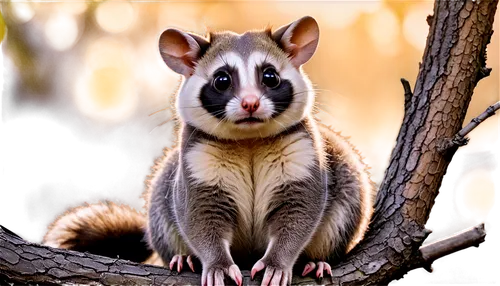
{"left": 159, "top": 17, "right": 319, "bottom": 140}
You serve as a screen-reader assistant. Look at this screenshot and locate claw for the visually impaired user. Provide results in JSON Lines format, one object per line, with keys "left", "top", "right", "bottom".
{"left": 202, "top": 264, "right": 241, "bottom": 286}
{"left": 325, "top": 263, "right": 332, "bottom": 276}
{"left": 316, "top": 262, "right": 325, "bottom": 279}
{"left": 177, "top": 256, "right": 184, "bottom": 273}
{"left": 302, "top": 261, "right": 332, "bottom": 279}
{"left": 251, "top": 260, "right": 265, "bottom": 280}
{"left": 202, "top": 270, "right": 207, "bottom": 286}
{"left": 187, "top": 255, "right": 195, "bottom": 272}
{"left": 228, "top": 264, "right": 243, "bottom": 286}
{"left": 169, "top": 255, "right": 182, "bottom": 272}
{"left": 302, "top": 262, "right": 316, "bottom": 276}
{"left": 252, "top": 259, "right": 291, "bottom": 286}
{"left": 169, "top": 255, "right": 192, "bottom": 273}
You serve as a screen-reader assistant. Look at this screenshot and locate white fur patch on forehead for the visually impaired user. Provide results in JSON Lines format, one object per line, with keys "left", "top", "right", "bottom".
{"left": 246, "top": 51, "right": 286, "bottom": 71}
{"left": 201, "top": 51, "right": 288, "bottom": 88}
{"left": 203, "top": 52, "right": 244, "bottom": 78}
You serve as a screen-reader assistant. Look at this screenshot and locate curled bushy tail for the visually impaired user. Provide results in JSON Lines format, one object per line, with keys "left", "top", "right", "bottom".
{"left": 43, "top": 201, "right": 153, "bottom": 263}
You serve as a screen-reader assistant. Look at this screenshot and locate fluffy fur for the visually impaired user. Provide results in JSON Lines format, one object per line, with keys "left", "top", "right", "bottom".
{"left": 43, "top": 16, "right": 375, "bottom": 286}
{"left": 43, "top": 202, "right": 152, "bottom": 263}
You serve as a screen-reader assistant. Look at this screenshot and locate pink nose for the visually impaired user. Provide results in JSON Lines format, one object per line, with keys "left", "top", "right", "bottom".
{"left": 241, "top": 95, "right": 260, "bottom": 113}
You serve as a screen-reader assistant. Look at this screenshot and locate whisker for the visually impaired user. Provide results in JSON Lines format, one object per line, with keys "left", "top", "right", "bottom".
{"left": 152, "top": 103, "right": 226, "bottom": 134}
{"left": 183, "top": 126, "right": 199, "bottom": 149}
{"left": 259, "top": 89, "right": 322, "bottom": 101}
{"left": 149, "top": 117, "right": 175, "bottom": 134}
{"left": 149, "top": 107, "right": 170, "bottom": 116}
{"left": 313, "top": 101, "right": 330, "bottom": 107}
{"left": 271, "top": 101, "right": 308, "bottom": 104}
{"left": 210, "top": 115, "right": 227, "bottom": 135}
{"left": 313, "top": 106, "right": 332, "bottom": 116}
{"left": 274, "top": 102, "right": 332, "bottom": 116}
{"left": 258, "top": 91, "right": 267, "bottom": 102}
{"left": 290, "top": 90, "right": 316, "bottom": 97}
{"left": 179, "top": 103, "right": 227, "bottom": 109}
{"left": 308, "top": 88, "right": 332, "bottom": 92}
{"left": 333, "top": 91, "right": 349, "bottom": 99}
{"left": 195, "top": 110, "right": 226, "bottom": 122}
{"left": 202, "top": 109, "right": 228, "bottom": 122}
{"left": 280, "top": 112, "right": 314, "bottom": 139}
{"left": 274, "top": 106, "right": 333, "bottom": 116}
{"left": 257, "top": 125, "right": 263, "bottom": 139}
{"left": 272, "top": 117, "right": 287, "bottom": 131}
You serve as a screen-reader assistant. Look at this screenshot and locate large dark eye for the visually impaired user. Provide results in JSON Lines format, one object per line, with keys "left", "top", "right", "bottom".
{"left": 262, "top": 68, "right": 280, "bottom": 89}
{"left": 213, "top": 71, "right": 232, "bottom": 92}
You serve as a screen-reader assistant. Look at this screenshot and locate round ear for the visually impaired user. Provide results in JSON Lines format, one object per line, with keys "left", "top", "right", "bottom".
{"left": 272, "top": 16, "right": 319, "bottom": 67}
{"left": 159, "top": 29, "right": 209, "bottom": 77}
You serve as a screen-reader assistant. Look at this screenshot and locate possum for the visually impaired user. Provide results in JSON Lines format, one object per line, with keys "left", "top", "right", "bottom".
{"left": 44, "top": 16, "right": 375, "bottom": 286}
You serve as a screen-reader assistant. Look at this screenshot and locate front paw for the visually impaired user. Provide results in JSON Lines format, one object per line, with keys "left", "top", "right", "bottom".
{"left": 251, "top": 259, "right": 292, "bottom": 286}
{"left": 202, "top": 263, "right": 242, "bottom": 286}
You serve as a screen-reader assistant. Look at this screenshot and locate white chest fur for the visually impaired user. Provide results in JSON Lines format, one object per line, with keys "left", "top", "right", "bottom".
{"left": 184, "top": 131, "right": 318, "bottom": 248}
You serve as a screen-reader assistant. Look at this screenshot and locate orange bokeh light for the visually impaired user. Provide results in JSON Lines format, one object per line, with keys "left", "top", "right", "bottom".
{"left": 463, "top": 169, "right": 496, "bottom": 219}
{"left": 58, "top": 0, "right": 87, "bottom": 14}
{"left": 95, "top": 1, "right": 135, "bottom": 33}
{"left": 76, "top": 70, "right": 137, "bottom": 124}
{"left": 366, "top": 6, "right": 400, "bottom": 56}
{"left": 403, "top": 2, "right": 434, "bottom": 51}
{"left": 85, "top": 38, "right": 135, "bottom": 74}
{"left": 73, "top": 36, "right": 137, "bottom": 122}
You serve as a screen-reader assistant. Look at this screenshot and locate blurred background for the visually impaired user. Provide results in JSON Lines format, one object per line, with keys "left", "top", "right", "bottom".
{"left": 0, "top": 1, "right": 498, "bottom": 284}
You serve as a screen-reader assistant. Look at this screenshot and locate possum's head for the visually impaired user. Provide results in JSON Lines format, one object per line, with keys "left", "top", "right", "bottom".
{"left": 159, "top": 16, "right": 319, "bottom": 140}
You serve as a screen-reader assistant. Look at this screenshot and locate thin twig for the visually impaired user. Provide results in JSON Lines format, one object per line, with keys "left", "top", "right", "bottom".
{"left": 400, "top": 78, "right": 413, "bottom": 112}
{"left": 438, "top": 101, "right": 500, "bottom": 153}
{"left": 456, "top": 101, "right": 500, "bottom": 139}
{"left": 419, "top": 222, "right": 488, "bottom": 261}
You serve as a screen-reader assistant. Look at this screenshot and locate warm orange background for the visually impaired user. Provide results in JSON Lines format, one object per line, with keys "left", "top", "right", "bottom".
{"left": 0, "top": 1, "right": 498, "bottom": 284}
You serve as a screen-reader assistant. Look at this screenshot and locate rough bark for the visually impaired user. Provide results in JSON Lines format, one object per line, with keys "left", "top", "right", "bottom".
{"left": 0, "top": 223, "right": 488, "bottom": 285}
{"left": 0, "top": 226, "right": 199, "bottom": 286}
{"left": 329, "top": 1, "right": 497, "bottom": 284}
{"left": 416, "top": 223, "right": 486, "bottom": 272}
{"left": 0, "top": 0, "right": 498, "bottom": 285}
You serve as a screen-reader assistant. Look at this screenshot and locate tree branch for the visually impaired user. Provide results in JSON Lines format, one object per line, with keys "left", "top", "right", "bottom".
{"left": 415, "top": 223, "right": 486, "bottom": 272}
{"left": 438, "top": 101, "right": 500, "bottom": 152}
{"left": 328, "top": 1, "right": 498, "bottom": 284}
{"left": 0, "top": 223, "right": 488, "bottom": 285}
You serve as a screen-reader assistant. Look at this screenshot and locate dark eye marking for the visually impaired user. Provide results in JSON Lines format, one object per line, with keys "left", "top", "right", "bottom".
{"left": 253, "top": 64, "right": 293, "bottom": 118}
{"left": 199, "top": 65, "right": 238, "bottom": 120}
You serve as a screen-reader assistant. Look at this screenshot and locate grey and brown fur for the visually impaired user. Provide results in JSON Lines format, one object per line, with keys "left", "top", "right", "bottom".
{"left": 44, "top": 16, "right": 375, "bottom": 286}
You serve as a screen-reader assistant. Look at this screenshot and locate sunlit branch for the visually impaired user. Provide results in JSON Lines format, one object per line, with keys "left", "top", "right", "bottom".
{"left": 439, "top": 101, "right": 500, "bottom": 152}
{"left": 415, "top": 224, "right": 486, "bottom": 272}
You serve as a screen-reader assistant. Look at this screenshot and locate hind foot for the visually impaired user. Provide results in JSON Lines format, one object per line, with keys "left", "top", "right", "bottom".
{"left": 301, "top": 261, "right": 332, "bottom": 279}
{"left": 169, "top": 255, "right": 195, "bottom": 273}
